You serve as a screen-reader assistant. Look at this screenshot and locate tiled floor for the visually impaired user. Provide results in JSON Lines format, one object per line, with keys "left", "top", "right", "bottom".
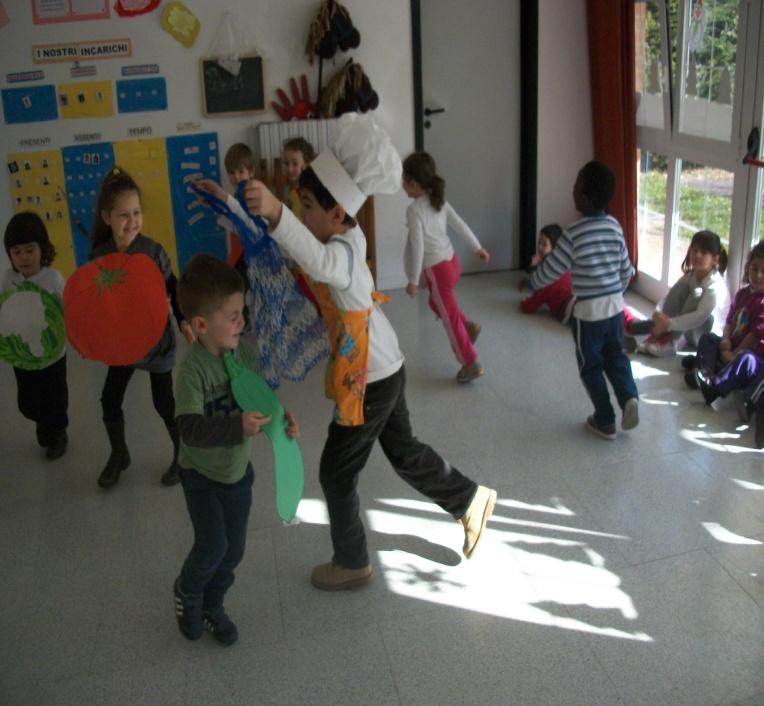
{"left": 1, "top": 271, "right": 763, "bottom": 705}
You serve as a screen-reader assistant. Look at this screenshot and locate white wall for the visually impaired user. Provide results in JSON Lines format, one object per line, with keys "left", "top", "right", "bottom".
{"left": 537, "top": 0, "right": 593, "bottom": 238}
{"left": 0, "top": 1, "right": 413, "bottom": 288}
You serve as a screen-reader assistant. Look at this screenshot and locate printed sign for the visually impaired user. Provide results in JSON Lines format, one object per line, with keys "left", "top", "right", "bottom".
{"left": 121, "top": 64, "right": 159, "bottom": 76}
{"left": 33, "top": 39, "right": 132, "bottom": 64}
{"left": 7, "top": 71, "right": 45, "bottom": 83}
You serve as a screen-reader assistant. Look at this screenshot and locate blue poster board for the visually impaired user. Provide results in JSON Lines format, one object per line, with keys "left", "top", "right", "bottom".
{"left": 116, "top": 78, "right": 168, "bottom": 113}
{"left": 166, "top": 132, "right": 226, "bottom": 269}
{"left": 2, "top": 85, "right": 58, "bottom": 124}
{"left": 61, "top": 143, "right": 115, "bottom": 265}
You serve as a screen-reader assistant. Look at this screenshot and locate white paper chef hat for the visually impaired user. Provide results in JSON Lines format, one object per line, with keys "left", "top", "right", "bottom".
{"left": 311, "top": 113, "right": 402, "bottom": 217}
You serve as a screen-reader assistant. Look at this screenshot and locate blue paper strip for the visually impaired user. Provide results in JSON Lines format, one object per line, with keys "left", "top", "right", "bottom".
{"left": 116, "top": 78, "right": 167, "bottom": 113}
{"left": 61, "top": 143, "right": 116, "bottom": 265}
{"left": 2, "top": 85, "right": 58, "bottom": 124}
{"left": 166, "top": 132, "right": 226, "bottom": 269}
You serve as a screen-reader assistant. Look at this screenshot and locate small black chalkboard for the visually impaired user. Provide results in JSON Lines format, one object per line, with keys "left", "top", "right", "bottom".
{"left": 200, "top": 55, "right": 265, "bottom": 116}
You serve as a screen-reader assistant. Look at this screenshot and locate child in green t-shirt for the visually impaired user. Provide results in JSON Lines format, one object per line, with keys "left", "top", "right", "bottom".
{"left": 172, "top": 254, "right": 299, "bottom": 646}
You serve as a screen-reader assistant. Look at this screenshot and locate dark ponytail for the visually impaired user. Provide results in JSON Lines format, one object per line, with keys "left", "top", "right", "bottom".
{"left": 402, "top": 152, "right": 445, "bottom": 211}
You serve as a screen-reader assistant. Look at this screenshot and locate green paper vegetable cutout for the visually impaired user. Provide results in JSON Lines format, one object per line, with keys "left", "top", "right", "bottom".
{"left": 0, "top": 282, "right": 65, "bottom": 370}
{"left": 224, "top": 351, "right": 304, "bottom": 523}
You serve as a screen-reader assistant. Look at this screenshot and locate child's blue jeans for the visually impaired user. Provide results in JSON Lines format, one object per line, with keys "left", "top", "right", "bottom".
{"left": 179, "top": 464, "right": 254, "bottom": 611}
{"left": 572, "top": 312, "right": 639, "bottom": 427}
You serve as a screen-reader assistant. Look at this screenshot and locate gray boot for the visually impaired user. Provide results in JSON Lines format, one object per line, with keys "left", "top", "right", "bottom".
{"left": 98, "top": 420, "right": 131, "bottom": 489}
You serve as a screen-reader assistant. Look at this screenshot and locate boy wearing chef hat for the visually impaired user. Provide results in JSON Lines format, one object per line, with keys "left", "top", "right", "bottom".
{"left": 197, "top": 114, "right": 497, "bottom": 590}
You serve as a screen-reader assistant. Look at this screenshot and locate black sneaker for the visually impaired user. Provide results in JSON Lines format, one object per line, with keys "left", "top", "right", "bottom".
{"left": 160, "top": 462, "right": 181, "bottom": 487}
{"left": 173, "top": 577, "right": 203, "bottom": 640}
{"left": 681, "top": 355, "right": 697, "bottom": 371}
{"left": 204, "top": 607, "right": 238, "bottom": 646}
{"left": 684, "top": 369, "right": 699, "bottom": 390}
{"left": 46, "top": 432, "right": 68, "bottom": 460}
{"left": 585, "top": 416, "right": 616, "bottom": 441}
{"left": 695, "top": 369, "right": 719, "bottom": 406}
{"left": 755, "top": 407, "right": 764, "bottom": 449}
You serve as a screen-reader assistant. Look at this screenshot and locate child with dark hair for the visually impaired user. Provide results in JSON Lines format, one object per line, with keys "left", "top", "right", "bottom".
{"left": 2, "top": 211, "right": 68, "bottom": 459}
{"left": 282, "top": 136, "right": 321, "bottom": 313}
{"left": 172, "top": 253, "right": 299, "bottom": 646}
{"left": 691, "top": 241, "right": 764, "bottom": 403}
{"left": 90, "top": 167, "right": 187, "bottom": 489}
{"left": 402, "top": 151, "right": 490, "bottom": 383}
{"left": 283, "top": 137, "right": 316, "bottom": 213}
{"left": 518, "top": 223, "right": 574, "bottom": 323}
{"left": 198, "top": 114, "right": 497, "bottom": 590}
{"left": 624, "top": 230, "right": 729, "bottom": 357}
{"left": 529, "top": 160, "right": 639, "bottom": 440}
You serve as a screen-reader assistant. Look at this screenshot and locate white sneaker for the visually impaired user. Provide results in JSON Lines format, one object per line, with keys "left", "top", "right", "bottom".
{"left": 639, "top": 337, "right": 676, "bottom": 358}
{"left": 622, "top": 398, "right": 639, "bottom": 430}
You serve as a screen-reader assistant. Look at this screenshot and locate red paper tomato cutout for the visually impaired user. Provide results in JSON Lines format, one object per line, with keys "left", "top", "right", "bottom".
{"left": 63, "top": 252, "right": 168, "bottom": 366}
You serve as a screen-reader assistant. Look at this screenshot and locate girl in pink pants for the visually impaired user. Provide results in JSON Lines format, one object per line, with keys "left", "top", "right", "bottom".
{"left": 402, "top": 152, "right": 490, "bottom": 383}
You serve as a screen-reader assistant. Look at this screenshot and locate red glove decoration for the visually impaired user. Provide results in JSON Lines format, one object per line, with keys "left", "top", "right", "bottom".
{"left": 63, "top": 252, "right": 168, "bottom": 365}
{"left": 271, "top": 75, "right": 317, "bottom": 121}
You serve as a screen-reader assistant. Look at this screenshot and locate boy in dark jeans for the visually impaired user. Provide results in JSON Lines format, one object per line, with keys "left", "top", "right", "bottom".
{"left": 173, "top": 254, "right": 299, "bottom": 645}
{"left": 529, "top": 160, "right": 639, "bottom": 439}
{"left": 195, "top": 114, "right": 497, "bottom": 591}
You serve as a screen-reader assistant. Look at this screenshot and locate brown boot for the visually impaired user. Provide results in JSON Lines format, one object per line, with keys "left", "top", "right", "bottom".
{"left": 466, "top": 321, "right": 481, "bottom": 344}
{"left": 311, "top": 562, "right": 373, "bottom": 591}
{"left": 460, "top": 485, "right": 497, "bottom": 558}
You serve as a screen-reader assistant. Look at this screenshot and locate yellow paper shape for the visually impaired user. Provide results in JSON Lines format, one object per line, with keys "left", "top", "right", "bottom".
{"left": 161, "top": 2, "right": 200, "bottom": 48}
{"left": 58, "top": 81, "right": 114, "bottom": 120}
{"left": 8, "top": 150, "right": 76, "bottom": 277}
{"left": 113, "top": 139, "right": 179, "bottom": 274}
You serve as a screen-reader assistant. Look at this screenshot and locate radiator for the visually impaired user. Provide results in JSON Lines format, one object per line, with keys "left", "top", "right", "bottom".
{"left": 256, "top": 118, "right": 337, "bottom": 163}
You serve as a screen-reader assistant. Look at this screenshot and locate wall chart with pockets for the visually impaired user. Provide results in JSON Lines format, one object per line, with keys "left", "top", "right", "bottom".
{"left": 8, "top": 132, "right": 226, "bottom": 277}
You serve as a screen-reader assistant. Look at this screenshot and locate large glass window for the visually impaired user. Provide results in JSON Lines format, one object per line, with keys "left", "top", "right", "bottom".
{"left": 637, "top": 150, "right": 668, "bottom": 279}
{"left": 679, "top": 0, "right": 738, "bottom": 142}
{"left": 634, "top": 0, "right": 760, "bottom": 294}
{"left": 636, "top": 1, "right": 668, "bottom": 130}
{"left": 675, "top": 161, "right": 733, "bottom": 269}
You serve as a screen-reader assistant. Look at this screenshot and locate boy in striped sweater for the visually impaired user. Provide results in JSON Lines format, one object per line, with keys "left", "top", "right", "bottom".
{"left": 529, "top": 160, "right": 639, "bottom": 440}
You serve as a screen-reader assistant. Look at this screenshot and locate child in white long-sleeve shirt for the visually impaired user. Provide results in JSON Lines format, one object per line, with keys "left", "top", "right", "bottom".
{"left": 402, "top": 152, "right": 490, "bottom": 383}
{"left": 194, "top": 115, "right": 496, "bottom": 591}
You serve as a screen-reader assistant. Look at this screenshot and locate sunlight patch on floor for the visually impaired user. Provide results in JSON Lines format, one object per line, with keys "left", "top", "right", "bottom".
{"left": 701, "top": 522, "right": 763, "bottom": 545}
{"left": 630, "top": 359, "right": 671, "bottom": 380}
{"left": 680, "top": 428, "right": 763, "bottom": 454}
{"left": 733, "top": 478, "right": 764, "bottom": 491}
{"left": 365, "top": 500, "right": 651, "bottom": 643}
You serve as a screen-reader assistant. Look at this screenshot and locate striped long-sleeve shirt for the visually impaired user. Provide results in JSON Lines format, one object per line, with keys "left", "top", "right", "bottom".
{"left": 529, "top": 214, "right": 633, "bottom": 303}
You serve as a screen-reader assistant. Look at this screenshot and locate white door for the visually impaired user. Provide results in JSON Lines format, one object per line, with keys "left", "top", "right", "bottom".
{"left": 419, "top": 0, "right": 521, "bottom": 272}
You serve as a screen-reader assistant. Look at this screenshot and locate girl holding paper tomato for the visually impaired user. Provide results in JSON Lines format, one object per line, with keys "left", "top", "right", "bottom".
{"left": 88, "top": 168, "right": 187, "bottom": 489}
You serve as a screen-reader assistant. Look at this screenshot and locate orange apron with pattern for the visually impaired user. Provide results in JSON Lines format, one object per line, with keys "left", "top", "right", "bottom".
{"left": 313, "top": 282, "right": 390, "bottom": 426}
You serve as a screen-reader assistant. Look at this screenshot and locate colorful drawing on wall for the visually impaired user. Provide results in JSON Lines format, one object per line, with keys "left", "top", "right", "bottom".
{"left": 7, "top": 149, "right": 76, "bottom": 277}
{"left": 114, "top": 0, "right": 161, "bottom": 17}
{"left": 57, "top": 81, "right": 114, "bottom": 119}
{"left": 62, "top": 143, "right": 116, "bottom": 265}
{"left": 1, "top": 85, "right": 58, "bottom": 124}
{"left": 113, "top": 138, "right": 179, "bottom": 273}
{"left": 161, "top": 1, "right": 200, "bottom": 48}
{"left": 32, "top": 0, "right": 110, "bottom": 24}
{"left": 116, "top": 77, "right": 167, "bottom": 113}
{"left": 166, "top": 132, "right": 226, "bottom": 270}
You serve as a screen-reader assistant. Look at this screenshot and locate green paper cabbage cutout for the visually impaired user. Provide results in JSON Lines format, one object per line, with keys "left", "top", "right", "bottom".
{"left": 0, "top": 281, "right": 65, "bottom": 370}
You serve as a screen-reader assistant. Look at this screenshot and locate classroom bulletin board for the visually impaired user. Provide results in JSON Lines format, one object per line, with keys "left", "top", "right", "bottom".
{"left": 9, "top": 133, "right": 226, "bottom": 278}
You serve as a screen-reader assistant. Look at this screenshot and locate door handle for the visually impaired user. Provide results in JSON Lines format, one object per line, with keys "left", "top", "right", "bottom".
{"left": 424, "top": 108, "right": 445, "bottom": 116}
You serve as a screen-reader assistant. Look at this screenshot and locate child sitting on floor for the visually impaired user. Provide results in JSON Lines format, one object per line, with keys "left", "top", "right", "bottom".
{"left": 518, "top": 223, "right": 574, "bottom": 324}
